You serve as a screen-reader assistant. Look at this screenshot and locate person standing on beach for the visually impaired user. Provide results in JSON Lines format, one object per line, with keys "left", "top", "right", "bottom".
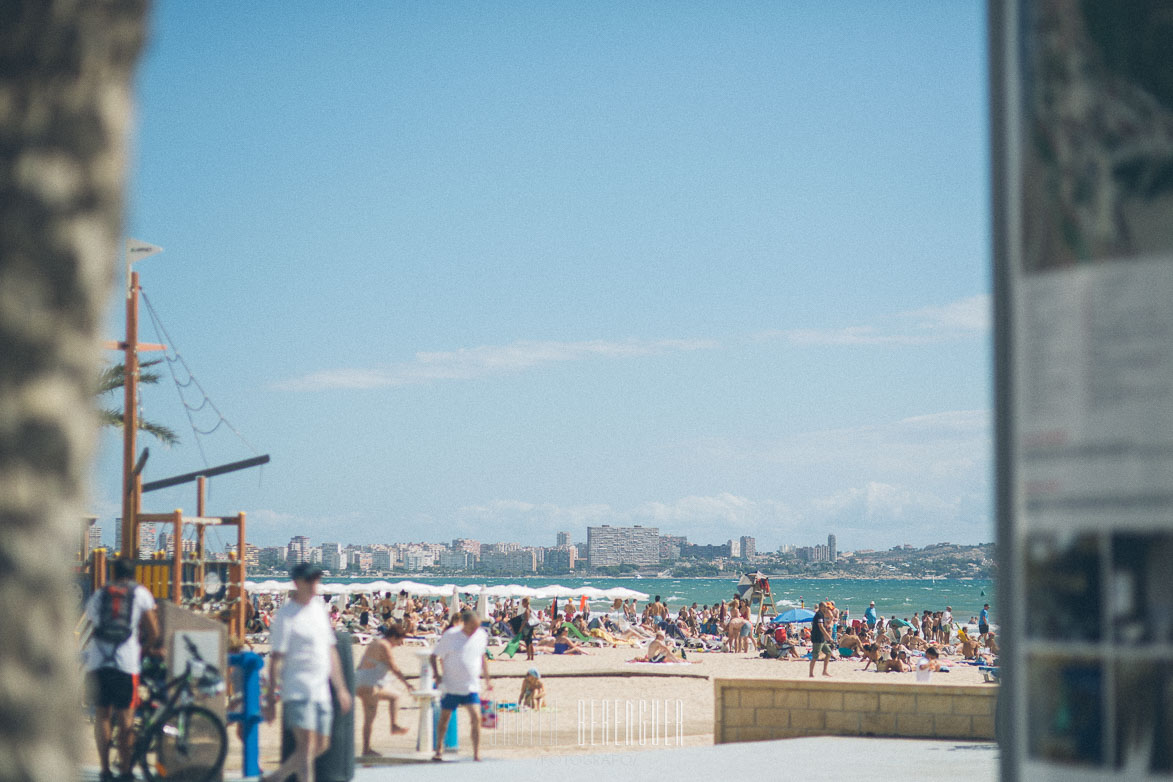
{"left": 263, "top": 563, "right": 352, "bottom": 782}
{"left": 979, "top": 604, "right": 991, "bottom": 639}
{"left": 809, "top": 602, "right": 834, "bottom": 678}
{"left": 431, "top": 609, "right": 492, "bottom": 761}
{"left": 83, "top": 559, "right": 159, "bottom": 782}
{"left": 864, "top": 601, "right": 877, "bottom": 629}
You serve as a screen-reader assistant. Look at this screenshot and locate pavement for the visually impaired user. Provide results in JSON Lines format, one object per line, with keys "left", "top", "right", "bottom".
{"left": 80, "top": 736, "right": 999, "bottom": 780}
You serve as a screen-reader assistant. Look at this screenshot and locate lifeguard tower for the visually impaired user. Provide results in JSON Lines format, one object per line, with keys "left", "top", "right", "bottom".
{"left": 736, "top": 571, "right": 777, "bottom": 627}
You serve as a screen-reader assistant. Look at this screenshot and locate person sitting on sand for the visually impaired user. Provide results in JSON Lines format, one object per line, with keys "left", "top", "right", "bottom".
{"left": 985, "top": 632, "right": 999, "bottom": 656}
{"left": 879, "top": 651, "right": 909, "bottom": 673}
{"left": 838, "top": 628, "right": 863, "bottom": 657}
{"left": 902, "top": 630, "right": 928, "bottom": 651}
{"left": 355, "top": 624, "right": 411, "bottom": 756}
{"left": 860, "top": 643, "right": 881, "bottom": 671}
{"left": 535, "top": 628, "right": 589, "bottom": 655}
{"left": 646, "top": 632, "right": 686, "bottom": 663}
{"left": 518, "top": 668, "right": 546, "bottom": 710}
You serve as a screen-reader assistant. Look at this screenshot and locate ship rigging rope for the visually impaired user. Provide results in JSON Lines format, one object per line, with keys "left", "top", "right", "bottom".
{"left": 141, "top": 290, "right": 262, "bottom": 467}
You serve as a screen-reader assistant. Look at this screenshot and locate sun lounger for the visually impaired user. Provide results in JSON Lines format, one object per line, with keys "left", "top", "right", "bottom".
{"left": 564, "top": 622, "right": 607, "bottom": 647}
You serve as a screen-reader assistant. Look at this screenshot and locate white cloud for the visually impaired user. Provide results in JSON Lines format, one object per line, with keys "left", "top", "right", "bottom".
{"left": 900, "top": 294, "right": 990, "bottom": 333}
{"left": 811, "top": 481, "right": 956, "bottom": 523}
{"left": 274, "top": 337, "right": 718, "bottom": 391}
{"left": 763, "top": 294, "right": 990, "bottom": 347}
{"left": 451, "top": 480, "right": 979, "bottom": 550}
{"left": 455, "top": 493, "right": 799, "bottom": 545}
{"left": 770, "top": 326, "right": 938, "bottom": 346}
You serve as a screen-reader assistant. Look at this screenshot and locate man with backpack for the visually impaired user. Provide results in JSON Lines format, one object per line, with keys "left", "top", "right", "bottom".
{"left": 82, "top": 559, "right": 160, "bottom": 782}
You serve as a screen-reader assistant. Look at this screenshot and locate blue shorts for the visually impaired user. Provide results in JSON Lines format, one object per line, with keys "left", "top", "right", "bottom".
{"left": 284, "top": 699, "right": 333, "bottom": 737}
{"left": 440, "top": 692, "right": 480, "bottom": 711}
{"left": 739, "top": 623, "right": 752, "bottom": 637}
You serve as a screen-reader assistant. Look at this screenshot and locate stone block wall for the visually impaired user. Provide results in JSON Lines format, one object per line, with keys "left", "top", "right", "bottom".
{"left": 714, "top": 678, "right": 996, "bottom": 743}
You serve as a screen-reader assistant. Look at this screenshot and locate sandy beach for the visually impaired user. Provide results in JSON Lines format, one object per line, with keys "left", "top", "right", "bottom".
{"left": 77, "top": 635, "right": 993, "bottom": 775}
{"left": 77, "top": 639, "right": 993, "bottom": 772}
{"left": 231, "top": 640, "right": 991, "bottom": 770}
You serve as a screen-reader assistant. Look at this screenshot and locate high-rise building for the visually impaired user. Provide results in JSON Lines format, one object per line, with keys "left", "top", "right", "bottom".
{"left": 658, "top": 535, "right": 687, "bottom": 561}
{"left": 544, "top": 548, "right": 575, "bottom": 572}
{"left": 321, "top": 544, "right": 346, "bottom": 572}
{"left": 683, "top": 541, "right": 735, "bottom": 560}
{"left": 349, "top": 552, "right": 373, "bottom": 573}
{"left": 115, "top": 520, "right": 157, "bottom": 555}
{"left": 451, "top": 538, "right": 481, "bottom": 557}
{"left": 739, "top": 536, "right": 756, "bottom": 560}
{"left": 586, "top": 525, "right": 660, "bottom": 568}
{"left": 88, "top": 523, "right": 103, "bottom": 553}
{"left": 372, "top": 550, "right": 394, "bottom": 571}
{"left": 828, "top": 534, "right": 837, "bottom": 563}
{"left": 478, "top": 549, "right": 537, "bottom": 575}
{"left": 287, "top": 535, "right": 311, "bottom": 564}
{"left": 439, "top": 549, "right": 472, "bottom": 571}
{"left": 556, "top": 531, "right": 571, "bottom": 547}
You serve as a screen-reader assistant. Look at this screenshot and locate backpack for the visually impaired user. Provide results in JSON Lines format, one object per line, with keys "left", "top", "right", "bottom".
{"left": 94, "top": 582, "right": 138, "bottom": 646}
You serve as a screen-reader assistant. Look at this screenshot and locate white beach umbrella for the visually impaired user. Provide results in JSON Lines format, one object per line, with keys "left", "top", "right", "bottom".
{"left": 578, "top": 586, "right": 609, "bottom": 600}
{"left": 604, "top": 587, "right": 650, "bottom": 601}
{"left": 249, "top": 580, "right": 292, "bottom": 594}
{"left": 529, "top": 584, "right": 579, "bottom": 599}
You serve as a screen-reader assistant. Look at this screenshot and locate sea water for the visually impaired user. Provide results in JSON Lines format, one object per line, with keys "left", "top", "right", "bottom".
{"left": 321, "top": 575, "right": 996, "bottom": 622}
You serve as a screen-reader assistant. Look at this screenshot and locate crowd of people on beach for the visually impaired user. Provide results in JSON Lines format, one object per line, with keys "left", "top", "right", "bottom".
{"left": 774, "top": 599, "right": 1000, "bottom": 677}
{"left": 83, "top": 563, "right": 998, "bottom": 779}
{"left": 244, "top": 586, "right": 999, "bottom": 675}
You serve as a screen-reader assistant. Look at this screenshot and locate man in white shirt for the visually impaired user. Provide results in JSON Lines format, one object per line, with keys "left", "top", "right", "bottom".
{"left": 263, "top": 563, "right": 352, "bottom": 782}
{"left": 430, "top": 609, "right": 491, "bottom": 761}
{"left": 83, "top": 559, "right": 159, "bottom": 782}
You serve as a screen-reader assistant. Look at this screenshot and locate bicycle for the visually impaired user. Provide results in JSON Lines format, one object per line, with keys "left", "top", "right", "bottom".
{"left": 128, "top": 635, "right": 229, "bottom": 782}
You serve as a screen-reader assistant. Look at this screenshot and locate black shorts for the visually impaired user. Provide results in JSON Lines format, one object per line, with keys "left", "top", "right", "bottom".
{"left": 979, "top": 623, "right": 989, "bottom": 635}
{"left": 89, "top": 668, "right": 138, "bottom": 710}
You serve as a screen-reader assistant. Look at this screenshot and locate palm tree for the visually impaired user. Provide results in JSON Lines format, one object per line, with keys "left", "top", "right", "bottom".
{"left": 1, "top": 1, "right": 148, "bottom": 778}
{"left": 97, "top": 359, "right": 181, "bottom": 446}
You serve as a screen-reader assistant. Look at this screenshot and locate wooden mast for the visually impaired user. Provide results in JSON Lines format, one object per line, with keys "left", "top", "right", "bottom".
{"left": 120, "top": 271, "right": 140, "bottom": 560}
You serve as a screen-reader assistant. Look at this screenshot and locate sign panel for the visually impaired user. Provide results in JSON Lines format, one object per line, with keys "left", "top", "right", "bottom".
{"left": 994, "top": 1, "right": 1173, "bottom": 778}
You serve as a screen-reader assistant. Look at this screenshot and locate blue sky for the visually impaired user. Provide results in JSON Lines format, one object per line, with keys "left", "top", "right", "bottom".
{"left": 93, "top": 1, "right": 992, "bottom": 552}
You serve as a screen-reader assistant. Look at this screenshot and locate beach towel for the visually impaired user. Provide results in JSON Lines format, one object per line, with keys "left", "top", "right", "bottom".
{"left": 480, "top": 699, "right": 498, "bottom": 729}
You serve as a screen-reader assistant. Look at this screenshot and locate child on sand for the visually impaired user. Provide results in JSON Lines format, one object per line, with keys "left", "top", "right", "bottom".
{"left": 519, "top": 668, "right": 546, "bottom": 709}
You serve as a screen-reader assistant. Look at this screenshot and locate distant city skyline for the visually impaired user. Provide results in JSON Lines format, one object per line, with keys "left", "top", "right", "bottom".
{"left": 91, "top": 3, "right": 991, "bottom": 552}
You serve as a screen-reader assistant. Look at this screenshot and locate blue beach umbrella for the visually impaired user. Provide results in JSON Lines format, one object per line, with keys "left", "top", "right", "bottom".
{"left": 773, "top": 608, "right": 816, "bottom": 624}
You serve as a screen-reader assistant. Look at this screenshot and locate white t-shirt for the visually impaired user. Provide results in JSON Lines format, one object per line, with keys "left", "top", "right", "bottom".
{"left": 270, "top": 596, "right": 337, "bottom": 702}
{"left": 433, "top": 626, "right": 487, "bottom": 696}
{"left": 84, "top": 583, "right": 156, "bottom": 674}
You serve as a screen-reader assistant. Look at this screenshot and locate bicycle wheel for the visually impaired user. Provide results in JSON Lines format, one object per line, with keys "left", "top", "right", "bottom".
{"left": 140, "top": 705, "right": 227, "bottom": 782}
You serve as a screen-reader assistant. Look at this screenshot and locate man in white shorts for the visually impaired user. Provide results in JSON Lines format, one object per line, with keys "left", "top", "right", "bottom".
{"left": 263, "top": 563, "right": 352, "bottom": 782}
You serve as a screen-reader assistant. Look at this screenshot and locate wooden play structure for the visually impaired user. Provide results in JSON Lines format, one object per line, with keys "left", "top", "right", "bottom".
{"left": 83, "top": 265, "right": 268, "bottom": 641}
